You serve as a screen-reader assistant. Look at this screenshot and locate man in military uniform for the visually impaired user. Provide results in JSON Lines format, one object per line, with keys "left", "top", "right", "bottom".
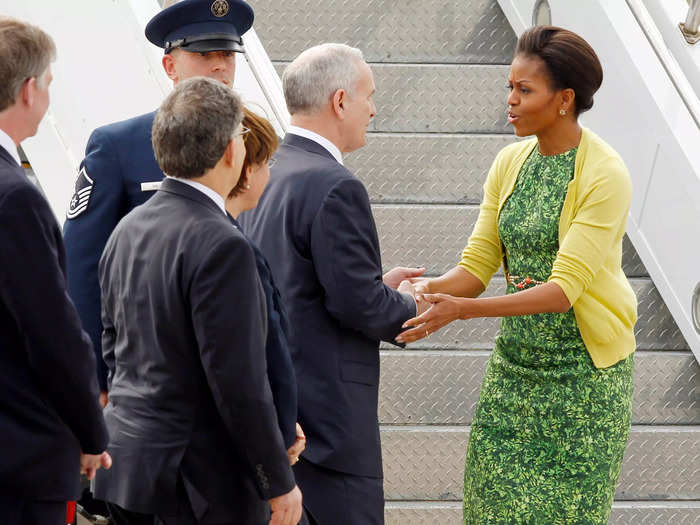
{"left": 63, "top": 0, "right": 254, "bottom": 404}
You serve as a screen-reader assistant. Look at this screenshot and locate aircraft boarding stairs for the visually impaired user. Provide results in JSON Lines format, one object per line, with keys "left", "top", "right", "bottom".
{"left": 4, "top": 0, "right": 698, "bottom": 522}
{"left": 250, "top": 0, "right": 700, "bottom": 522}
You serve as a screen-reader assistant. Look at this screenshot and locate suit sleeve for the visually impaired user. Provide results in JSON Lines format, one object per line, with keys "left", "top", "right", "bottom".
{"left": 190, "top": 233, "right": 295, "bottom": 499}
{"left": 310, "top": 177, "right": 416, "bottom": 342}
{"left": 64, "top": 127, "right": 126, "bottom": 392}
{"left": 256, "top": 252, "right": 298, "bottom": 448}
{"left": 0, "top": 185, "right": 108, "bottom": 454}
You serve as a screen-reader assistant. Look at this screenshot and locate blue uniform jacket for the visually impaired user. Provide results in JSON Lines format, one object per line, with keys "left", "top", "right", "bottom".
{"left": 63, "top": 112, "right": 164, "bottom": 391}
{"left": 231, "top": 216, "right": 297, "bottom": 448}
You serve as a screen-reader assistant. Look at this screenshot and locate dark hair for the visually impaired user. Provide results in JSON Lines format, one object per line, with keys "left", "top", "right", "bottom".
{"left": 229, "top": 107, "right": 279, "bottom": 197}
{"left": 152, "top": 77, "right": 243, "bottom": 179}
{"left": 515, "top": 26, "right": 602, "bottom": 116}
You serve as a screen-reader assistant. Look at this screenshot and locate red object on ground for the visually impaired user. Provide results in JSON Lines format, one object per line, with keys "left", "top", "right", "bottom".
{"left": 66, "top": 501, "right": 76, "bottom": 524}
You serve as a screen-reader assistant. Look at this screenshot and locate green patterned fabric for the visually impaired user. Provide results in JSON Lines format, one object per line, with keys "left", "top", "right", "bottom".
{"left": 462, "top": 147, "right": 634, "bottom": 524}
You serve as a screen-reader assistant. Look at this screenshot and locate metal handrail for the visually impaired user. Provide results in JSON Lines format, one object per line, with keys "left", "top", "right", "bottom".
{"left": 680, "top": 0, "right": 700, "bottom": 44}
{"left": 626, "top": 0, "right": 700, "bottom": 128}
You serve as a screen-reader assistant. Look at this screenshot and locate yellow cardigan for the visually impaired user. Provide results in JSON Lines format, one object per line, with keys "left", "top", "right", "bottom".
{"left": 458, "top": 127, "right": 637, "bottom": 368}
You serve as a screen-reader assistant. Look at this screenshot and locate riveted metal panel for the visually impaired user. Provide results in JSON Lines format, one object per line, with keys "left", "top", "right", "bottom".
{"left": 379, "top": 277, "right": 688, "bottom": 350}
{"left": 373, "top": 205, "right": 648, "bottom": 278}
{"left": 274, "top": 63, "right": 512, "bottom": 133}
{"left": 347, "top": 133, "right": 516, "bottom": 204}
{"left": 380, "top": 426, "right": 700, "bottom": 501}
{"left": 378, "top": 351, "right": 700, "bottom": 425}
{"left": 384, "top": 501, "right": 700, "bottom": 524}
{"left": 249, "top": 0, "right": 517, "bottom": 64}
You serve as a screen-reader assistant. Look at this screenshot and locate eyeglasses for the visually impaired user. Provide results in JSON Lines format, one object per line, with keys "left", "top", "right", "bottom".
{"left": 233, "top": 126, "right": 251, "bottom": 139}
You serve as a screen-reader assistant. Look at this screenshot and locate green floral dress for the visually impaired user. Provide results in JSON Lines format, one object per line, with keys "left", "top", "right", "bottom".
{"left": 462, "top": 147, "right": 635, "bottom": 524}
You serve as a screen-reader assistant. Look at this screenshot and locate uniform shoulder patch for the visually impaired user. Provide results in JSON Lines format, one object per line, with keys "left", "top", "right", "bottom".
{"left": 66, "top": 167, "right": 94, "bottom": 219}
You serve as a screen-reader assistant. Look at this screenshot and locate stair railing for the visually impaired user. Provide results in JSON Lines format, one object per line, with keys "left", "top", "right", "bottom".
{"left": 680, "top": 0, "right": 700, "bottom": 43}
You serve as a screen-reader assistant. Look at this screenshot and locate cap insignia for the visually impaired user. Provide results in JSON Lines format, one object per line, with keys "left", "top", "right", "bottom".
{"left": 211, "top": 0, "right": 230, "bottom": 17}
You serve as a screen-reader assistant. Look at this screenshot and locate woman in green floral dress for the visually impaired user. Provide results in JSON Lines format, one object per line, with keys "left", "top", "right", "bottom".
{"left": 397, "top": 27, "right": 637, "bottom": 524}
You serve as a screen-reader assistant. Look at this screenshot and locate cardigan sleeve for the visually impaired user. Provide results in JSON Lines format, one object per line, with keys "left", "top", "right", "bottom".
{"left": 458, "top": 150, "right": 506, "bottom": 288}
{"left": 549, "top": 155, "right": 632, "bottom": 305}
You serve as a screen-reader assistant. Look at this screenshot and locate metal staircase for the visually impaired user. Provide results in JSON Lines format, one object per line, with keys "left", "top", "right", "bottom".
{"left": 250, "top": 0, "right": 700, "bottom": 523}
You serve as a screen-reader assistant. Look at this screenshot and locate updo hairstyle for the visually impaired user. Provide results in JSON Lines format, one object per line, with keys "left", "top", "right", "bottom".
{"left": 516, "top": 26, "right": 603, "bottom": 116}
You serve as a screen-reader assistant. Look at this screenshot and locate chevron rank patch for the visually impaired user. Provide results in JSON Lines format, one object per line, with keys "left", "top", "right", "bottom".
{"left": 66, "top": 167, "right": 94, "bottom": 219}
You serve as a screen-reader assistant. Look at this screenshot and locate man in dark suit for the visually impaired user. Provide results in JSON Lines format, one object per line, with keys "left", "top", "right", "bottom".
{"left": 0, "top": 17, "right": 110, "bottom": 525}
{"left": 239, "top": 44, "right": 426, "bottom": 525}
{"left": 63, "top": 0, "right": 255, "bottom": 404}
{"left": 94, "top": 77, "right": 302, "bottom": 525}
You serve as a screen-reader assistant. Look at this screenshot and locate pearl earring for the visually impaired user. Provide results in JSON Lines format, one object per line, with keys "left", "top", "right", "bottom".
{"left": 559, "top": 109, "right": 567, "bottom": 116}
{"left": 244, "top": 184, "right": 251, "bottom": 190}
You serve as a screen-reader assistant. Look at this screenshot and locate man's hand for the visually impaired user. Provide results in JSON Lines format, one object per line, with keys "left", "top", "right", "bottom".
{"left": 398, "top": 280, "right": 430, "bottom": 316}
{"left": 383, "top": 266, "right": 425, "bottom": 290}
{"left": 269, "top": 485, "right": 303, "bottom": 525}
{"left": 80, "top": 451, "right": 112, "bottom": 480}
{"left": 287, "top": 423, "right": 306, "bottom": 466}
{"left": 99, "top": 391, "right": 108, "bottom": 408}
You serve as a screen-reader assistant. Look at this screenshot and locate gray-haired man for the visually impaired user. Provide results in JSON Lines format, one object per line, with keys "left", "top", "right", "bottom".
{"left": 94, "top": 77, "right": 302, "bottom": 525}
{"left": 240, "top": 44, "right": 425, "bottom": 525}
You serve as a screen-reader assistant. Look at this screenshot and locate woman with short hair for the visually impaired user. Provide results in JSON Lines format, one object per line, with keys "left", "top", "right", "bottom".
{"left": 226, "top": 108, "right": 307, "bottom": 469}
{"left": 397, "top": 26, "right": 636, "bottom": 524}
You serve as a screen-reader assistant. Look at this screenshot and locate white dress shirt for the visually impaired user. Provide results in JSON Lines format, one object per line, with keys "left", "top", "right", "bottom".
{"left": 166, "top": 176, "right": 226, "bottom": 215}
{"left": 0, "top": 128, "right": 21, "bottom": 167}
{"left": 287, "top": 125, "right": 343, "bottom": 165}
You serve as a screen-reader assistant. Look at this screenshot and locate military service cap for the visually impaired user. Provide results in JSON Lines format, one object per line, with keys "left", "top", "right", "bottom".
{"left": 145, "top": 0, "right": 254, "bottom": 54}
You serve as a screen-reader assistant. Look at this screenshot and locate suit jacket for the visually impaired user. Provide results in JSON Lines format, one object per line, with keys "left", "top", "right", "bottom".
{"left": 231, "top": 216, "right": 297, "bottom": 448}
{"left": 93, "top": 178, "right": 294, "bottom": 522}
{"left": 239, "top": 134, "right": 416, "bottom": 478}
{"left": 0, "top": 145, "right": 108, "bottom": 500}
{"left": 64, "top": 112, "right": 163, "bottom": 391}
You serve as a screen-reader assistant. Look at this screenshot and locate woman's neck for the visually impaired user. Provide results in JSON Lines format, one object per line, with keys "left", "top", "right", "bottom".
{"left": 536, "top": 120, "right": 582, "bottom": 156}
{"left": 225, "top": 199, "right": 246, "bottom": 219}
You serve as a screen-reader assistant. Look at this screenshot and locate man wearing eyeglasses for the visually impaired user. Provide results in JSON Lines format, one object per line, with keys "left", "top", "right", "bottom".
{"left": 63, "top": 0, "right": 254, "bottom": 410}
{"left": 94, "top": 77, "right": 303, "bottom": 525}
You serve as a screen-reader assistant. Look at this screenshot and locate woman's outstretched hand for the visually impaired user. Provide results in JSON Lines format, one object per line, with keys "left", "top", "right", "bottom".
{"left": 396, "top": 293, "right": 471, "bottom": 344}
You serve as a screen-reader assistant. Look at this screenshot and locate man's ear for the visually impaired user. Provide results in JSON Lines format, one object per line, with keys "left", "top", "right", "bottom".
{"left": 224, "top": 139, "right": 235, "bottom": 166}
{"left": 20, "top": 78, "right": 35, "bottom": 108}
{"left": 162, "top": 53, "right": 178, "bottom": 82}
{"left": 331, "top": 88, "right": 346, "bottom": 120}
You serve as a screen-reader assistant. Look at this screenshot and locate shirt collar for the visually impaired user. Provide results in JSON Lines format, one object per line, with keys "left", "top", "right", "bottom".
{"left": 287, "top": 125, "right": 343, "bottom": 165}
{"left": 166, "top": 176, "right": 227, "bottom": 215}
{"left": 0, "top": 128, "right": 21, "bottom": 167}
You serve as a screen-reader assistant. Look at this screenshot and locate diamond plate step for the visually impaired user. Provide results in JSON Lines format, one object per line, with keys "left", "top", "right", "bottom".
{"left": 379, "top": 277, "right": 688, "bottom": 350}
{"left": 380, "top": 426, "right": 700, "bottom": 501}
{"left": 250, "top": 0, "right": 516, "bottom": 64}
{"left": 348, "top": 133, "right": 516, "bottom": 205}
{"left": 373, "top": 205, "right": 647, "bottom": 277}
{"left": 384, "top": 501, "right": 700, "bottom": 524}
{"left": 378, "top": 350, "right": 700, "bottom": 425}
{"left": 274, "top": 63, "right": 512, "bottom": 133}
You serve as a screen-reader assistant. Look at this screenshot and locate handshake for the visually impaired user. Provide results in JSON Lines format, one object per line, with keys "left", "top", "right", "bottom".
{"left": 383, "top": 266, "right": 433, "bottom": 333}
{"left": 383, "top": 266, "right": 471, "bottom": 345}
{"left": 382, "top": 266, "right": 431, "bottom": 311}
